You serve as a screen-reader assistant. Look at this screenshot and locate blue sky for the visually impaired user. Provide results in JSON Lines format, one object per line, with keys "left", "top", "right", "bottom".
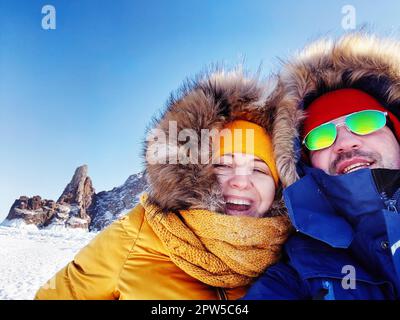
{"left": 1, "top": 0, "right": 400, "bottom": 221}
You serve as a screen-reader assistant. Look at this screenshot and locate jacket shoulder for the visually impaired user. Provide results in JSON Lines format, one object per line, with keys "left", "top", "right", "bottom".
{"left": 35, "top": 204, "right": 147, "bottom": 300}
{"left": 71, "top": 204, "right": 148, "bottom": 284}
{"left": 118, "top": 203, "right": 147, "bottom": 237}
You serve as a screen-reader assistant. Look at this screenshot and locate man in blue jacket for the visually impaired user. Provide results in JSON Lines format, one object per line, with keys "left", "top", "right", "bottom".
{"left": 244, "top": 33, "right": 400, "bottom": 300}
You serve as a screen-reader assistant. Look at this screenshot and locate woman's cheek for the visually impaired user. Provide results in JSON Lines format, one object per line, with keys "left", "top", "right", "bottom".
{"left": 215, "top": 173, "right": 228, "bottom": 190}
{"left": 255, "top": 176, "right": 276, "bottom": 212}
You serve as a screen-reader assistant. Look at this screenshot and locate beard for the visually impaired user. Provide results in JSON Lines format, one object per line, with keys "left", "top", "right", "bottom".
{"left": 328, "top": 150, "right": 383, "bottom": 175}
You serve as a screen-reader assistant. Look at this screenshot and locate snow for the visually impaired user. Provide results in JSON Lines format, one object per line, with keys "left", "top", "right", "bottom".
{"left": 67, "top": 216, "right": 89, "bottom": 224}
{"left": 1, "top": 219, "right": 39, "bottom": 230}
{"left": 0, "top": 224, "right": 97, "bottom": 300}
{"left": 13, "top": 208, "right": 40, "bottom": 216}
{"left": 57, "top": 205, "right": 71, "bottom": 213}
{"left": 103, "top": 210, "right": 114, "bottom": 222}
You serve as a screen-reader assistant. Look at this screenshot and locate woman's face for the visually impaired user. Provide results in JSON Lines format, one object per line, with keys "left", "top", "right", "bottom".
{"left": 213, "top": 153, "right": 276, "bottom": 217}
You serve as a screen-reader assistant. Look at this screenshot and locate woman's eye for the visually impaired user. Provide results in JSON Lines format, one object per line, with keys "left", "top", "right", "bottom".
{"left": 253, "top": 168, "right": 268, "bottom": 174}
{"left": 214, "top": 164, "right": 232, "bottom": 169}
{"left": 213, "top": 164, "right": 233, "bottom": 175}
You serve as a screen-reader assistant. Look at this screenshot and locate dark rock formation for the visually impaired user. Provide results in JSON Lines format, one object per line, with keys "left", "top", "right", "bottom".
{"left": 88, "top": 172, "right": 147, "bottom": 231}
{"left": 6, "top": 196, "right": 56, "bottom": 227}
{"left": 3, "top": 165, "right": 147, "bottom": 231}
{"left": 54, "top": 165, "right": 95, "bottom": 229}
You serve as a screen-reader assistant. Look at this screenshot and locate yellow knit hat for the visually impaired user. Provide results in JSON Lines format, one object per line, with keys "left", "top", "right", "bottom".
{"left": 215, "top": 120, "right": 279, "bottom": 186}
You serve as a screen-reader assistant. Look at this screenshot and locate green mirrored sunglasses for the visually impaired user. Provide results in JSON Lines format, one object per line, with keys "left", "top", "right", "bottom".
{"left": 303, "top": 110, "right": 388, "bottom": 151}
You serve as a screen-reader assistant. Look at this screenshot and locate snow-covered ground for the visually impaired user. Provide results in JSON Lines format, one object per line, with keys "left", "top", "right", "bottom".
{"left": 0, "top": 223, "right": 97, "bottom": 300}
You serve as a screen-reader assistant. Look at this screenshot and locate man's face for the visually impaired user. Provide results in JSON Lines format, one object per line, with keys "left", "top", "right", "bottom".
{"left": 310, "top": 114, "right": 400, "bottom": 175}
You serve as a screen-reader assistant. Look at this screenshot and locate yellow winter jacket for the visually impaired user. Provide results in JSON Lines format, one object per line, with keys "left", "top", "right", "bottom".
{"left": 34, "top": 204, "right": 248, "bottom": 300}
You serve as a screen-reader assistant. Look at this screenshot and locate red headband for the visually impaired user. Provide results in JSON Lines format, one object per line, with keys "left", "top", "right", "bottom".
{"left": 302, "top": 88, "right": 400, "bottom": 141}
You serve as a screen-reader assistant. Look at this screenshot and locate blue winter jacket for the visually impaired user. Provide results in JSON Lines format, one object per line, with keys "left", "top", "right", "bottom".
{"left": 244, "top": 167, "right": 400, "bottom": 300}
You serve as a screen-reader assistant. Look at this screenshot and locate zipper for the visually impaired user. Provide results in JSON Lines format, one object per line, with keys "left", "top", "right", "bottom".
{"left": 216, "top": 287, "right": 228, "bottom": 300}
{"left": 381, "top": 188, "right": 400, "bottom": 213}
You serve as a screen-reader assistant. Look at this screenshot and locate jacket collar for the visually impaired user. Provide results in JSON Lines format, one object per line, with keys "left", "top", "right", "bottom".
{"left": 283, "top": 166, "right": 385, "bottom": 248}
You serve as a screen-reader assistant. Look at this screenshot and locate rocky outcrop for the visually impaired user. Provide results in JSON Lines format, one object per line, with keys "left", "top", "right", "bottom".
{"left": 5, "top": 166, "right": 94, "bottom": 230}
{"left": 55, "top": 165, "right": 95, "bottom": 229}
{"left": 88, "top": 172, "right": 147, "bottom": 231}
{"left": 6, "top": 196, "right": 57, "bottom": 227}
{"left": 4, "top": 165, "right": 147, "bottom": 231}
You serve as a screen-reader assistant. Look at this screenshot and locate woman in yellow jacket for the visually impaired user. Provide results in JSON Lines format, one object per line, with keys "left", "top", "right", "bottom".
{"left": 35, "top": 70, "right": 296, "bottom": 300}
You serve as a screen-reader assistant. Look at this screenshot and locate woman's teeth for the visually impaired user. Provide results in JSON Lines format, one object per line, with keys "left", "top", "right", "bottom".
{"left": 225, "top": 198, "right": 252, "bottom": 213}
{"left": 226, "top": 198, "right": 251, "bottom": 206}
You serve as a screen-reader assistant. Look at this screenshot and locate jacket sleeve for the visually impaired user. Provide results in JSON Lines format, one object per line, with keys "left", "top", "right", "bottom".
{"left": 242, "top": 262, "right": 309, "bottom": 300}
{"left": 34, "top": 205, "right": 144, "bottom": 300}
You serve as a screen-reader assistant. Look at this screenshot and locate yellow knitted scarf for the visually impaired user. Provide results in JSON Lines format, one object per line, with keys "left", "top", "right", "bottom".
{"left": 140, "top": 193, "right": 291, "bottom": 288}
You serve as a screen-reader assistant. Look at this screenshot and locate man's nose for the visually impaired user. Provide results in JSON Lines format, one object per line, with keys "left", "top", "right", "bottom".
{"left": 332, "top": 125, "right": 363, "bottom": 153}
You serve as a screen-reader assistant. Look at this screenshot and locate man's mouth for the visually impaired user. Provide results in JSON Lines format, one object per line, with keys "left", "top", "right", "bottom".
{"left": 337, "top": 158, "right": 375, "bottom": 174}
{"left": 224, "top": 196, "right": 254, "bottom": 216}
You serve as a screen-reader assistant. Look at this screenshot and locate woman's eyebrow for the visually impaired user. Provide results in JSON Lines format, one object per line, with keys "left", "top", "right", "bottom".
{"left": 253, "top": 159, "right": 267, "bottom": 164}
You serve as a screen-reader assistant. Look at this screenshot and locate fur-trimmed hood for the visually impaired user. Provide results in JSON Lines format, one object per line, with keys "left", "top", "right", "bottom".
{"left": 272, "top": 32, "right": 400, "bottom": 185}
{"left": 142, "top": 69, "right": 294, "bottom": 214}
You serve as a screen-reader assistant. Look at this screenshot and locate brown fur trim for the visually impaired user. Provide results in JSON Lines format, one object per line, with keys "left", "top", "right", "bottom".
{"left": 282, "top": 33, "right": 400, "bottom": 107}
{"left": 268, "top": 82, "right": 305, "bottom": 187}
{"left": 142, "top": 68, "right": 291, "bottom": 214}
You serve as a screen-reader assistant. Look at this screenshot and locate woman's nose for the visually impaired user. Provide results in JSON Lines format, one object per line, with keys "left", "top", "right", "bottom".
{"left": 228, "top": 170, "right": 252, "bottom": 190}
